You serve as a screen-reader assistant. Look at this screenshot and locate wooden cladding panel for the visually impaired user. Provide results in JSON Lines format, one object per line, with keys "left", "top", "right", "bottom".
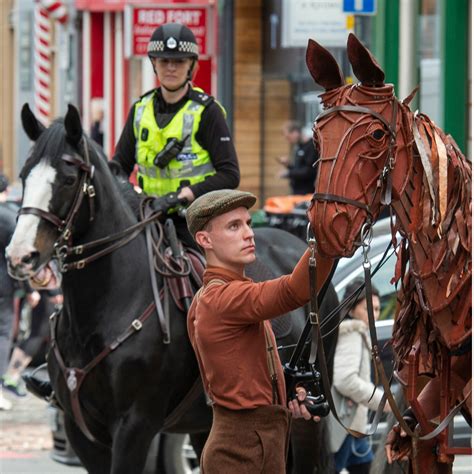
{"left": 233, "top": 0, "right": 263, "bottom": 201}
{"left": 262, "top": 79, "right": 292, "bottom": 198}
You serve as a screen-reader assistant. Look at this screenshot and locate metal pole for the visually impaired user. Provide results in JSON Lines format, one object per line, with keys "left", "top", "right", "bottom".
{"left": 398, "top": 0, "right": 418, "bottom": 103}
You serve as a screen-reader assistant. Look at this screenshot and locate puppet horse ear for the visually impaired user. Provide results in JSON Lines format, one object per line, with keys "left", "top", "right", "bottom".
{"left": 347, "top": 33, "right": 385, "bottom": 87}
{"left": 21, "top": 104, "right": 46, "bottom": 141}
{"left": 306, "top": 38, "right": 344, "bottom": 91}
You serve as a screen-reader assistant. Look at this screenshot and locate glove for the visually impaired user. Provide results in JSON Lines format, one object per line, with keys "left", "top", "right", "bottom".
{"left": 151, "top": 192, "right": 188, "bottom": 215}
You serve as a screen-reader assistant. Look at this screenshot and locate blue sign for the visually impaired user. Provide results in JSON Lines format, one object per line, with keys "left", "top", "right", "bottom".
{"left": 343, "top": 0, "right": 377, "bottom": 15}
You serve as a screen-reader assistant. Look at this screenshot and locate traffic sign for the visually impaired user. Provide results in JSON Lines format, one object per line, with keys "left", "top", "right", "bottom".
{"left": 343, "top": 0, "right": 377, "bottom": 15}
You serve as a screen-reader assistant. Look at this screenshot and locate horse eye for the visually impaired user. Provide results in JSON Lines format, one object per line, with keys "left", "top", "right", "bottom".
{"left": 372, "top": 129, "right": 385, "bottom": 140}
{"left": 65, "top": 176, "right": 76, "bottom": 186}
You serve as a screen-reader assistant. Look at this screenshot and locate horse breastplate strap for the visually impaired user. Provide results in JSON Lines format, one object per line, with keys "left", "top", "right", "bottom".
{"left": 49, "top": 302, "right": 156, "bottom": 443}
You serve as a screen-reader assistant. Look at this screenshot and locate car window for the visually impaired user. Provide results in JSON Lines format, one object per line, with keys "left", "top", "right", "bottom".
{"left": 334, "top": 250, "right": 398, "bottom": 321}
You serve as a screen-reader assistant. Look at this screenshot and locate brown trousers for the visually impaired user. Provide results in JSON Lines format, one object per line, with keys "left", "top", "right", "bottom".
{"left": 201, "top": 404, "right": 292, "bottom": 474}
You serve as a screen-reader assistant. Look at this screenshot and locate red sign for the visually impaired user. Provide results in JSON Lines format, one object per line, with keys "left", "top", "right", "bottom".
{"left": 76, "top": 0, "right": 211, "bottom": 12}
{"left": 127, "top": 6, "right": 209, "bottom": 57}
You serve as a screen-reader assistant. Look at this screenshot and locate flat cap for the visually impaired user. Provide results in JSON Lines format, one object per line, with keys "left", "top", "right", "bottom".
{"left": 186, "top": 189, "right": 257, "bottom": 237}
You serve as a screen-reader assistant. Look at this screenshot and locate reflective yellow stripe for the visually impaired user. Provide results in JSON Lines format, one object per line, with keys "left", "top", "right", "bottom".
{"left": 138, "top": 161, "right": 215, "bottom": 179}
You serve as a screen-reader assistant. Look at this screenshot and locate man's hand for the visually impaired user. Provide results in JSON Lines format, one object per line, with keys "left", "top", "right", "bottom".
{"left": 26, "top": 290, "right": 41, "bottom": 308}
{"left": 288, "top": 386, "right": 321, "bottom": 422}
{"left": 385, "top": 424, "right": 411, "bottom": 464}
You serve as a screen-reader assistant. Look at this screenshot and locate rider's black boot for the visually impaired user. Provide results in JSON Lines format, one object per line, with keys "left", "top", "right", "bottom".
{"left": 22, "top": 372, "right": 53, "bottom": 400}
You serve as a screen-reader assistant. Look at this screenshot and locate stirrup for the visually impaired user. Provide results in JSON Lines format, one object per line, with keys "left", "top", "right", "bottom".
{"left": 22, "top": 363, "right": 54, "bottom": 401}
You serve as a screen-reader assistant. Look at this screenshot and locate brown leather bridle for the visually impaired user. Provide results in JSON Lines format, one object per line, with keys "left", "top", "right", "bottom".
{"left": 312, "top": 99, "right": 399, "bottom": 219}
{"left": 18, "top": 137, "right": 97, "bottom": 255}
{"left": 18, "top": 137, "right": 164, "bottom": 273}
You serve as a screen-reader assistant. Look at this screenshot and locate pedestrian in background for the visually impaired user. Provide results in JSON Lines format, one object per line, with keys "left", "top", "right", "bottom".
{"left": 329, "top": 278, "right": 390, "bottom": 474}
{"left": 2, "top": 288, "right": 62, "bottom": 399}
{"left": 277, "top": 120, "right": 318, "bottom": 195}
{"left": 90, "top": 97, "right": 104, "bottom": 147}
{"left": 0, "top": 175, "right": 40, "bottom": 407}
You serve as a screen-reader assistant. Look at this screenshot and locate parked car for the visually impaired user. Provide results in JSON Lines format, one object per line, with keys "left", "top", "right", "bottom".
{"left": 48, "top": 216, "right": 470, "bottom": 472}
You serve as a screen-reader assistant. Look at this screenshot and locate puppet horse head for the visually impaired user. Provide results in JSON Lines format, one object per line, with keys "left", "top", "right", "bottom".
{"left": 306, "top": 33, "right": 414, "bottom": 258}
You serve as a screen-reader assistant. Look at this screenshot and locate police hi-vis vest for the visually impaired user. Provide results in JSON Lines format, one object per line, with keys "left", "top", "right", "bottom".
{"left": 133, "top": 88, "right": 217, "bottom": 197}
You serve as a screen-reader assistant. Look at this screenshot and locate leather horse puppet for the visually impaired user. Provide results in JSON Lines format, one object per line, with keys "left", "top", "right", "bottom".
{"left": 305, "top": 33, "right": 471, "bottom": 474}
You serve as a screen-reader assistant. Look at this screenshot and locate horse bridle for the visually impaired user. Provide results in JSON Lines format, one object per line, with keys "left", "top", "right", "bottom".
{"left": 18, "top": 137, "right": 166, "bottom": 273}
{"left": 312, "top": 98, "right": 399, "bottom": 217}
{"left": 19, "top": 137, "right": 97, "bottom": 248}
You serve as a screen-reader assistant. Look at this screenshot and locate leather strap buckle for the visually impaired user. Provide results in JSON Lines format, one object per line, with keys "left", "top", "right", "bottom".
{"left": 132, "top": 319, "right": 143, "bottom": 331}
{"left": 309, "top": 312, "right": 319, "bottom": 325}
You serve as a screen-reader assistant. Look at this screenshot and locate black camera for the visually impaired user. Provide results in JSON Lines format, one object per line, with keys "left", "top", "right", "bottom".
{"left": 153, "top": 135, "right": 189, "bottom": 169}
{"left": 284, "top": 363, "right": 330, "bottom": 417}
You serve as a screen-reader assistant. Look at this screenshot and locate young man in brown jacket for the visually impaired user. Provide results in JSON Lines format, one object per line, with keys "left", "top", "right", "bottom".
{"left": 185, "top": 189, "right": 334, "bottom": 473}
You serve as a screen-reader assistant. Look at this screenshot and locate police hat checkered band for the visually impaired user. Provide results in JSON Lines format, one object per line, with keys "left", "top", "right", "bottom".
{"left": 186, "top": 190, "right": 257, "bottom": 238}
{"left": 178, "top": 41, "right": 199, "bottom": 55}
{"left": 148, "top": 40, "right": 165, "bottom": 53}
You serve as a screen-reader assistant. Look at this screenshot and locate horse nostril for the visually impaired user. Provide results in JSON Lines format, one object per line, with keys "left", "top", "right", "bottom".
{"left": 21, "top": 251, "right": 40, "bottom": 268}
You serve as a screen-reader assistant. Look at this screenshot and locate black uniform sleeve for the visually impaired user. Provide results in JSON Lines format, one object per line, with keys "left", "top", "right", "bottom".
{"left": 111, "top": 106, "right": 137, "bottom": 176}
{"left": 190, "top": 102, "right": 240, "bottom": 198}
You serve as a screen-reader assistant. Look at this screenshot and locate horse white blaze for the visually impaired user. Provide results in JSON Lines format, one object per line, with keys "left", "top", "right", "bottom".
{"left": 7, "top": 161, "right": 57, "bottom": 266}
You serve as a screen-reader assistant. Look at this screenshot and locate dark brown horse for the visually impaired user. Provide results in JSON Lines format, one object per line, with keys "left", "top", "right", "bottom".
{"left": 305, "top": 33, "right": 471, "bottom": 474}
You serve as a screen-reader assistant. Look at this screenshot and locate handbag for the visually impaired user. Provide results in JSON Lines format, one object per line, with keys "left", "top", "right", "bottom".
{"left": 327, "top": 386, "right": 358, "bottom": 453}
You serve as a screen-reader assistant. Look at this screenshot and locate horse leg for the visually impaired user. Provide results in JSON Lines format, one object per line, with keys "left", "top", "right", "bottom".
{"left": 110, "top": 415, "right": 159, "bottom": 474}
{"left": 64, "top": 414, "right": 112, "bottom": 474}
{"left": 409, "top": 439, "right": 453, "bottom": 474}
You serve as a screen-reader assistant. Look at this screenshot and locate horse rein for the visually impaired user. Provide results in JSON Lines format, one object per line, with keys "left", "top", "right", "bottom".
{"left": 312, "top": 92, "right": 399, "bottom": 217}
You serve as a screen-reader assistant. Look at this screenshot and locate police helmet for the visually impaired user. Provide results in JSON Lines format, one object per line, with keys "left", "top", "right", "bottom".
{"left": 147, "top": 23, "right": 199, "bottom": 60}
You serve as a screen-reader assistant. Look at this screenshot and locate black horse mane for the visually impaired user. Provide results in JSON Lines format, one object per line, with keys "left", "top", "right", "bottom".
{"left": 107, "top": 161, "right": 144, "bottom": 219}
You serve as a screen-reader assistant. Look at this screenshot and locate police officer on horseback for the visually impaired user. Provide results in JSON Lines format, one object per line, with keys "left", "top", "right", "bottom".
{"left": 23, "top": 23, "right": 240, "bottom": 400}
{"left": 112, "top": 22, "right": 240, "bottom": 248}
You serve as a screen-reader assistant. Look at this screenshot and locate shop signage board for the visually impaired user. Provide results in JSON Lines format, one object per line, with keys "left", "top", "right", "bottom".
{"left": 281, "top": 0, "right": 350, "bottom": 48}
{"left": 124, "top": 4, "right": 211, "bottom": 58}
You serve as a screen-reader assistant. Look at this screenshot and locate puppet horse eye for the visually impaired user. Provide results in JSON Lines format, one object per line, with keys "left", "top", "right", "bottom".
{"left": 372, "top": 129, "right": 385, "bottom": 140}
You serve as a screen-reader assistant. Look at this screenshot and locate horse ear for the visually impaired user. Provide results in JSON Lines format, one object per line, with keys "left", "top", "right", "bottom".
{"left": 64, "top": 104, "right": 83, "bottom": 146}
{"left": 21, "top": 103, "right": 45, "bottom": 141}
{"left": 306, "top": 38, "right": 344, "bottom": 91}
{"left": 347, "top": 33, "right": 385, "bottom": 86}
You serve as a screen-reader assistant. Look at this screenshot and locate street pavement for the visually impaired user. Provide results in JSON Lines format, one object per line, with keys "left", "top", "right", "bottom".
{"left": 0, "top": 387, "right": 471, "bottom": 473}
{"left": 0, "top": 388, "right": 86, "bottom": 473}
